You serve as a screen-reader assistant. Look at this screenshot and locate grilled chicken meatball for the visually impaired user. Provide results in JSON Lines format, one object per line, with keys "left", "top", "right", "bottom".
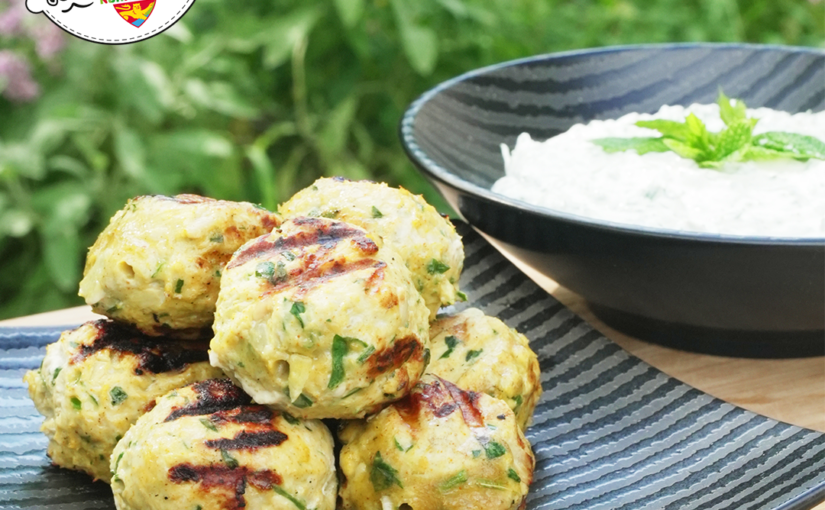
{"left": 338, "top": 375, "right": 534, "bottom": 510}
{"left": 427, "top": 308, "right": 541, "bottom": 430}
{"left": 23, "top": 320, "right": 223, "bottom": 482}
{"left": 280, "top": 178, "right": 464, "bottom": 318}
{"left": 110, "top": 379, "right": 337, "bottom": 510}
{"left": 210, "top": 217, "right": 431, "bottom": 419}
{"left": 79, "top": 194, "right": 280, "bottom": 337}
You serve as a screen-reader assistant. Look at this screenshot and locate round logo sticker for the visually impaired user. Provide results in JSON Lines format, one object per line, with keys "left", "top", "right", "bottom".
{"left": 25, "top": 0, "right": 195, "bottom": 44}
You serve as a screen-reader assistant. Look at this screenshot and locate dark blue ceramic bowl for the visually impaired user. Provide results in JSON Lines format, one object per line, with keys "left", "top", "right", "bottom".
{"left": 401, "top": 44, "right": 825, "bottom": 357}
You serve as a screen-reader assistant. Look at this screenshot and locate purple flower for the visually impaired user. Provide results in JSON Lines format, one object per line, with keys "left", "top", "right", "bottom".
{"left": 0, "top": 0, "right": 66, "bottom": 58}
{"left": 30, "top": 21, "right": 66, "bottom": 58}
{"left": 0, "top": 50, "right": 40, "bottom": 102}
{"left": 0, "top": 0, "right": 24, "bottom": 36}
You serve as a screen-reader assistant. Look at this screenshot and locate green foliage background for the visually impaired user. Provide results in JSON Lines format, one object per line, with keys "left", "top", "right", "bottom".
{"left": 0, "top": 0, "right": 823, "bottom": 319}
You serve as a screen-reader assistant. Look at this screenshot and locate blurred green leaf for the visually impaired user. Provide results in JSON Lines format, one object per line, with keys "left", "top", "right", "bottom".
{"left": 184, "top": 79, "right": 258, "bottom": 119}
{"left": 246, "top": 145, "right": 277, "bottom": 210}
{"left": 0, "top": 143, "right": 45, "bottom": 180}
{"left": 391, "top": 0, "right": 439, "bottom": 75}
{"left": 39, "top": 191, "right": 91, "bottom": 291}
{"left": 139, "top": 60, "right": 176, "bottom": 111}
{"left": 318, "top": 97, "right": 357, "bottom": 159}
{"left": 0, "top": 209, "right": 34, "bottom": 238}
{"left": 47, "top": 156, "right": 89, "bottom": 179}
{"left": 434, "top": 0, "right": 469, "bottom": 17}
{"left": 259, "top": 7, "right": 322, "bottom": 70}
{"left": 0, "top": 0, "right": 822, "bottom": 320}
{"left": 29, "top": 120, "right": 71, "bottom": 154}
{"left": 334, "top": 0, "right": 364, "bottom": 28}
{"left": 114, "top": 123, "right": 148, "bottom": 181}
{"left": 327, "top": 159, "right": 369, "bottom": 181}
{"left": 164, "top": 21, "right": 194, "bottom": 44}
{"left": 71, "top": 134, "right": 110, "bottom": 173}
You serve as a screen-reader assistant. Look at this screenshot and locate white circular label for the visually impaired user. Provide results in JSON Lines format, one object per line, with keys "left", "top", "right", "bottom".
{"left": 26, "top": 0, "right": 195, "bottom": 44}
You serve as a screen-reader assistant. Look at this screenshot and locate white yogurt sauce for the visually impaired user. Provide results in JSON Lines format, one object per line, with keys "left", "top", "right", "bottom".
{"left": 493, "top": 104, "right": 825, "bottom": 238}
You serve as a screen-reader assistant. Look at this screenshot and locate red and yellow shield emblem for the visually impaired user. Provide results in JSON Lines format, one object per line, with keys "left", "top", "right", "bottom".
{"left": 114, "top": 0, "right": 155, "bottom": 28}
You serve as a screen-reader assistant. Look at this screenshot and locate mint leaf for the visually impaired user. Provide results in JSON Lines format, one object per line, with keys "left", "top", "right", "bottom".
{"left": 220, "top": 449, "right": 239, "bottom": 469}
{"left": 744, "top": 145, "right": 788, "bottom": 161}
{"left": 594, "top": 92, "right": 825, "bottom": 169}
{"left": 426, "top": 259, "right": 450, "bottom": 274}
{"left": 662, "top": 138, "right": 702, "bottom": 160}
{"left": 592, "top": 137, "right": 669, "bottom": 155}
{"left": 109, "top": 386, "right": 128, "bottom": 406}
{"left": 289, "top": 301, "right": 305, "bottom": 328}
{"left": 440, "top": 470, "right": 468, "bottom": 491}
{"left": 507, "top": 468, "right": 522, "bottom": 482}
{"left": 718, "top": 91, "right": 747, "bottom": 127}
{"left": 200, "top": 417, "right": 218, "bottom": 432}
{"left": 271, "top": 485, "right": 307, "bottom": 510}
{"left": 484, "top": 441, "right": 506, "bottom": 459}
{"left": 370, "top": 452, "right": 403, "bottom": 490}
{"left": 513, "top": 394, "right": 523, "bottom": 412}
{"left": 635, "top": 119, "right": 691, "bottom": 141}
{"left": 465, "top": 349, "right": 483, "bottom": 363}
{"left": 256, "top": 261, "right": 275, "bottom": 278}
{"left": 329, "top": 335, "right": 372, "bottom": 386}
{"left": 281, "top": 412, "right": 300, "bottom": 425}
{"left": 713, "top": 120, "right": 754, "bottom": 161}
{"left": 357, "top": 345, "right": 375, "bottom": 364}
{"left": 684, "top": 114, "right": 713, "bottom": 156}
{"left": 328, "top": 334, "right": 348, "bottom": 389}
{"left": 752, "top": 132, "right": 825, "bottom": 161}
{"left": 439, "top": 335, "right": 460, "bottom": 359}
{"left": 292, "top": 393, "right": 313, "bottom": 408}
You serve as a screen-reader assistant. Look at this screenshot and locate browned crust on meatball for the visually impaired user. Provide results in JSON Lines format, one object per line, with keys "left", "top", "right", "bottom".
{"left": 70, "top": 320, "right": 210, "bottom": 375}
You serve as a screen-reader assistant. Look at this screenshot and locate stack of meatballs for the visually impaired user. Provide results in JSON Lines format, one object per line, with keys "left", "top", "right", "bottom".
{"left": 24, "top": 178, "right": 542, "bottom": 510}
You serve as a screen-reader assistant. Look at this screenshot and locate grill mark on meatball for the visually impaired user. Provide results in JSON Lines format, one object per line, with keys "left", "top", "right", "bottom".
{"left": 259, "top": 214, "right": 280, "bottom": 231}
{"left": 165, "top": 379, "right": 252, "bottom": 422}
{"left": 228, "top": 218, "right": 375, "bottom": 269}
{"left": 205, "top": 430, "right": 288, "bottom": 451}
{"left": 168, "top": 463, "right": 281, "bottom": 510}
{"left": 365, "top": 265, "right": 386, "bottom": 293}
{"left": 365, "top": 336, "right": 423, "bottom": 378}
{"left": 272, "top": 259, "right": 386, "bottom": 299}
{"left": 433, "top": 403, "right": 458, "bottom": 418}
{"left": 166, "top": 194, "right": 216, "bottom": 204}
{"left": 442, "top": 378, "right": 485, "bottom": 429}
{"left": 396, "top": 377, "right": 485, "bottom": 429}
{"left": 396, "top": 376, "right": 451, "bottom": 423}
{"left": 380, "top": 291, "right": 399, "bottom": 308}
{"left": 429, "top": 315, "right": 468, "bottom": 340}
{"left": 70, "top": 320, "right": 210, "bottom": 375}
{"left": 204, "top": 406, "right": 290, "bottom": 450}
{"left": 211, "top": 405, "right": 274, "bottom": 424}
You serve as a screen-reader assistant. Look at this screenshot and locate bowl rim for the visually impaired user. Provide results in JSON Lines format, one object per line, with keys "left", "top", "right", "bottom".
{"left": 400, "top": 42, "right": 825, "bottom": 246}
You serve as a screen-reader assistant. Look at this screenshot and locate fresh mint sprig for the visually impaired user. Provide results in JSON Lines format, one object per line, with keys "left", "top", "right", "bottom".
{"left": 593, "top": 91, "right": 825, "bottom": 168}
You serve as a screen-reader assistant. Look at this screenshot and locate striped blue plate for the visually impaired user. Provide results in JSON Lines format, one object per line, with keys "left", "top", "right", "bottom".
{"left": 1, "top": 224, "right": 824, "bottom": 509}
